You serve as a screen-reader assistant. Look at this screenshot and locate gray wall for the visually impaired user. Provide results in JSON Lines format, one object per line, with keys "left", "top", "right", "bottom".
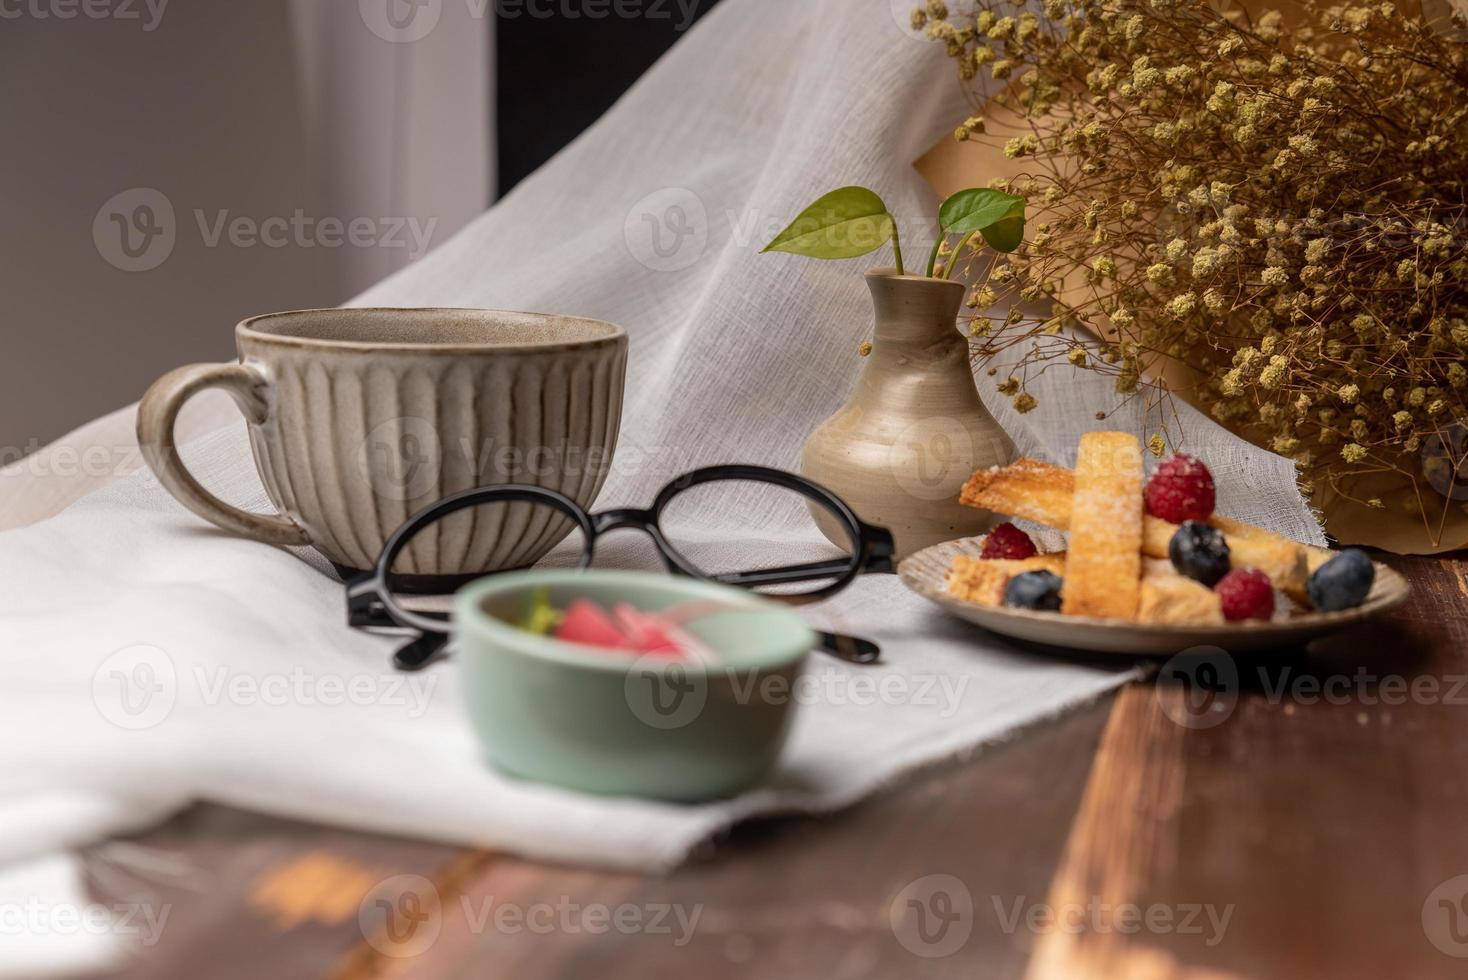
{"left": 0, "top": 0, "right": 490, "bottom": 456}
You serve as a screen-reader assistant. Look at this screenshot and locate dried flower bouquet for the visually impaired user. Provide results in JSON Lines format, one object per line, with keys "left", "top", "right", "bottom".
{"left": 918, "top": 0, "right": 1468, "bottom": 550}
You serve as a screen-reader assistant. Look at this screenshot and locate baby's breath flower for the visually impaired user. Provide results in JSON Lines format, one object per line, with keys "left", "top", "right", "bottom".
{"left": 925, "top": 0, "right": 1468, "bottom": 521}
{"left": 1259, "top": 356, "right": 1288, "bottom": 389}
{"left": 1167, "top": 291, "right": 1197, "bottom": 317}
{"left": 1013, "top": 392, "right": 1038, "bottom": 413}
{"left": 1288, "top": 134, "right": 1319, "bottom": 157}
{"left": 1147, "top": 434, "right": 1166, "bottom": 457}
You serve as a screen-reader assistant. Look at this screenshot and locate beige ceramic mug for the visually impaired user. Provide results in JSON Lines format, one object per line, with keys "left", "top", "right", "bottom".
{"left": 138, "top": 308, "right": 627, "bottom": 582}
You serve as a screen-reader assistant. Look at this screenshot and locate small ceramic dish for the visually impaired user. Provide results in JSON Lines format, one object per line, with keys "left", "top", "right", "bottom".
{"left": 898, "top": 536, "right": 1410, "bottom": 656}
{"left": 454, "top": 570, "right": 814, "bottom": 802}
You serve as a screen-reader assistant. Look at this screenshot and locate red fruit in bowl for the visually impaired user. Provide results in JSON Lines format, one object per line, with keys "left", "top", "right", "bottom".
{"left": 1215, "top": 568, "right": 1275, "bottom": 622}
{"left": 554, "top": 600, "right": 635, "bottom": 649}
{"left": 613, "top": 603, "right": 686, "bottom": 657}
{"left": 1145, "top": 454, "right": 1216, "bottom": 524}
{"left": 980, "top": 522, "right": 1038, "bottom": 560}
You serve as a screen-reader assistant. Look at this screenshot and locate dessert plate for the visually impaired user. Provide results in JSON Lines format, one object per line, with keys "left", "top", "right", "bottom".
{"left": 898, "top": 536, "right": 1411, "bottom": 656}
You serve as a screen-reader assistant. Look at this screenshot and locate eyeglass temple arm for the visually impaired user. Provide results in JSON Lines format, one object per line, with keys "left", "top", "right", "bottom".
{"left": 707, "top": 530, "right": 894, "bottom": 587}
{"left": 709, "top": 558, "right": 855, "bottom": 588}
{"left": 345, "top": 577, "right": 449, "bottom": 632}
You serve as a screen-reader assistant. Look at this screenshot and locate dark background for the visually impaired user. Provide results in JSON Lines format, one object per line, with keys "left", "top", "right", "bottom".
{"left": 496, "top": 0, "right": 723, "bottom": 196}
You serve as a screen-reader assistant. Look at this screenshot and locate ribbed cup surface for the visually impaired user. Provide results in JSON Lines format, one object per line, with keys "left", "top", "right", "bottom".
{"left": 238, "top": 322, "right": 626, "bottom": 576}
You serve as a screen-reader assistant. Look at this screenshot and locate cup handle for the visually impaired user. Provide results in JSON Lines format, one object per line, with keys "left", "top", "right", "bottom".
{"left": 137, "top": 361, "right": 312, "bottom": 546}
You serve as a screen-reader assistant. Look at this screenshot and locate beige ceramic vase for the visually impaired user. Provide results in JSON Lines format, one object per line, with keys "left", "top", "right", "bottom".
{"left": 801, "top": 269, "right": 1016, "bottom": 559}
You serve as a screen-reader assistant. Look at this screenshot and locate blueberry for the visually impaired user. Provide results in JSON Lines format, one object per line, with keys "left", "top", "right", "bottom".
{"left": 1168, "top": 520, "right": 1231, "bottom": 586}
{"left": 1004, "top": 570, "right": 1063, "bottom": 611}
{"left": 1307, "top": 548, "right": 1375, "bottom": 612}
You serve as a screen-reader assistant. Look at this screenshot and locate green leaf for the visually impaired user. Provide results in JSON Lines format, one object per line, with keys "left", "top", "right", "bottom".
{"left": 762, "top": 186, "right": 895, "bottom": 260}
{"left": 518, "top": 586, "right": 562, "bottom": 636}
{"left": 939, "top": 188, "right": 1026, "bottom": 253}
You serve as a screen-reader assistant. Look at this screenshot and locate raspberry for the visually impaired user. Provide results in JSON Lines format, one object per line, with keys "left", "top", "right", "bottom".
{"left": 1215, "top": 567, "right": 1275, "bottom": 622}
{"left": 981, "top": 522, "right": 1037, "bottom": 560}
{"left": 1145, "top": 454, "right": 1217, "bottom": 524}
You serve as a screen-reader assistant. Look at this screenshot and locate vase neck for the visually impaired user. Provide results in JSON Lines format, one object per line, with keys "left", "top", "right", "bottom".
{"left": 866, "top": 270, "right": 966, "bottom": 350}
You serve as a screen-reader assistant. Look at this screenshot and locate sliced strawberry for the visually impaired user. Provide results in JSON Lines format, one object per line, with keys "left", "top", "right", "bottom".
{"left": 553, "top": 599, "right": 635, "bottom": 650}
{"left": 613, "top": 603, "right": 686, "bottom": 657}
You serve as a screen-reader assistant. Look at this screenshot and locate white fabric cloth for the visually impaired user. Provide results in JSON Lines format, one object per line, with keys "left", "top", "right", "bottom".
{"left": 0, "top": 0, "right": 1326, "bottom": 968}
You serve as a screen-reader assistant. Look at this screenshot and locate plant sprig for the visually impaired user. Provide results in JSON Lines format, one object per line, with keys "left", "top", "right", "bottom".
{"left": 761, "top": 185, "right": 1025, "bottom": 279}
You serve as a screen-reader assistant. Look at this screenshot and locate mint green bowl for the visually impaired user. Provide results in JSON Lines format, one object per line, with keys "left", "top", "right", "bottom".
{"left": 454, "top": 570, "right": 815, "bottom": 802}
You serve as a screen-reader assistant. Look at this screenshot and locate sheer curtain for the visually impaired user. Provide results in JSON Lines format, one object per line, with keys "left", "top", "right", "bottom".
{"left": 287, "top": 0, "right": 494, "bottom": 298}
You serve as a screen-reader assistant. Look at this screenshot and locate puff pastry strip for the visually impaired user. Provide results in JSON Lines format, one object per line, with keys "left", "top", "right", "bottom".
{"left": 960, "top": 457, "right": 1309, "bottom": 603}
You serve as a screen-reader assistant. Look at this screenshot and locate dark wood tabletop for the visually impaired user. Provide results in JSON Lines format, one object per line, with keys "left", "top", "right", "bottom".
{"left": 85, "top": 553, "right": 1468, "bottom": 980}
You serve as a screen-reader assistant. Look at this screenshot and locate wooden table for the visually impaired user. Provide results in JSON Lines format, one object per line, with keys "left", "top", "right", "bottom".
{"left": 78, "top": 553, "right": 1468, "bottom": 979}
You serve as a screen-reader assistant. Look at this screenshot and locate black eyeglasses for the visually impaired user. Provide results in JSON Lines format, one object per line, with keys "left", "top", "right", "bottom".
{"left": 346, "top": 464, "right": 895, "bottom": 671}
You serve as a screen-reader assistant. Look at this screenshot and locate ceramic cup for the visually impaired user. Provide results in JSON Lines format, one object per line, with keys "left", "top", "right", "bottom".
{"left": 138, "top": 308, "right": 627, "bottom": 582}
{"left": 456, "top": 570, "right": 813, "bottom": 802}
